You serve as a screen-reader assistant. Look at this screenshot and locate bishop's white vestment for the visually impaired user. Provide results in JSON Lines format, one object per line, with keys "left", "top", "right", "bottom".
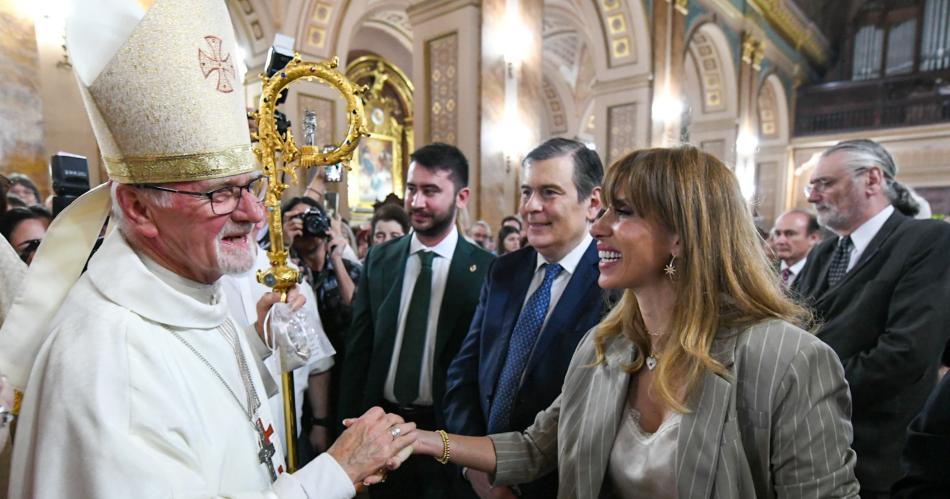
{"left": 8, "top": 232, "right": 355, "bottom": 498}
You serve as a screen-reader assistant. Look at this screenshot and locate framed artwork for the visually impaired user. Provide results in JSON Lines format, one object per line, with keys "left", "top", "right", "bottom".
{"left": 348, "top": 132, "right": 403, "bottom": 215}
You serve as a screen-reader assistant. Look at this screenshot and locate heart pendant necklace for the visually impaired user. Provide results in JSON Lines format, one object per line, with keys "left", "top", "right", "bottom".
{"left": 646, "top": 353, "right": 658, "bottom": 370}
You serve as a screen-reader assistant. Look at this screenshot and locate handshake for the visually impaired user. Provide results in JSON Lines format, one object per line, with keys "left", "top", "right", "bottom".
{"left": 327, "top": 406, "right": 418, "bottom": 488}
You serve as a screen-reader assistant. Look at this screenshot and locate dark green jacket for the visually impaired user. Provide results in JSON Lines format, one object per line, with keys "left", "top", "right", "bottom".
{"left": 339, "top": 233, "right": 493, "bottom": 425}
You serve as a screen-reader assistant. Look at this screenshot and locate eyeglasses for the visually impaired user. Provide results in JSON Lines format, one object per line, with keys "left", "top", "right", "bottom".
{"left": 137, "top": 176, "right": 266, "bottom": 215}
{"left": 803, "top": 167, "right": 868, "bottom": 197}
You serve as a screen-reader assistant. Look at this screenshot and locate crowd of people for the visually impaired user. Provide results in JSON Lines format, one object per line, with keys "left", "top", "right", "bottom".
{"left": 0, "top": 0, "right": 949, "bottom": 498}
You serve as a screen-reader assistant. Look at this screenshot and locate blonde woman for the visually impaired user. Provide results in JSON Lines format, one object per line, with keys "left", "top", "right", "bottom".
{"left": 402, "top": 147, "right": 859, "bottom": 498}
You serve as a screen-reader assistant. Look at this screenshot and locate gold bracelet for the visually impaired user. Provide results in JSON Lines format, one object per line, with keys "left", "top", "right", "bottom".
{"left": 435, "top": 429, "right": 450, "bottom": 465}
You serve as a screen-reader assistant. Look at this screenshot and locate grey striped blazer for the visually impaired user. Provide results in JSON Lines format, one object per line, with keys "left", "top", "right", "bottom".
{"left": 489, "top": 319, "right": 859, "bottom": 498}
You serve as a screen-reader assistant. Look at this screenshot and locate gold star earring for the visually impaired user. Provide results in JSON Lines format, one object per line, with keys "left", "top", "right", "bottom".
{"left": 664, "top": 255, "right": 677, "bottom": 281}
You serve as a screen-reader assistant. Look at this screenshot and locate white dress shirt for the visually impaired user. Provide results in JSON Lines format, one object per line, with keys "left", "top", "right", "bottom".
{"left": 523, "top": 233, "right": 593, "bottom": 331}
{"left": 384, "top": 227, "right": 459, "bottom": 405}
{"left": 845, "top": 204, "right": 894, "bottom": 271}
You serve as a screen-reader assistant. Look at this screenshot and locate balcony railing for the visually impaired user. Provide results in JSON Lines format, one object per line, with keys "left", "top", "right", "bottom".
{"left": 794, "top": 71, "right": 950, "bottom": 136}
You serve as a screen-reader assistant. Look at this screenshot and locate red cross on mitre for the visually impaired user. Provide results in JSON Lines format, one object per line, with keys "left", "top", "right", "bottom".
{"left": 198, "top": 35, "right": 236, "bottom": 93}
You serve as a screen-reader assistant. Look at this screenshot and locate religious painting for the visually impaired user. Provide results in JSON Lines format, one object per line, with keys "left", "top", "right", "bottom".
{"left": 348, "top": 132, "right": 402, "bottom": 215}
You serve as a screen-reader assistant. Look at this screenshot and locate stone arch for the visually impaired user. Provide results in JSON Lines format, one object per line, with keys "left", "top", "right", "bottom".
{"left": 756, "top": 72, "right": 789, "bottom": 145}
{"left": 683, "top": 21, "right": 739, "bottom": 123}
{"left": 331, "top": 0, "right": 412, "bottom": 67}
{"left": 540, "top": 66, "right": 577, "bottom": 138}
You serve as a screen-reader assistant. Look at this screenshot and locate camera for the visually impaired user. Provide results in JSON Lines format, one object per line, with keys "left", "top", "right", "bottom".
{"left": 49, "top": 153, "right": 90, "bottom": 217}
{"left": 297, "top": 208, "right": 331, "bottom": 238}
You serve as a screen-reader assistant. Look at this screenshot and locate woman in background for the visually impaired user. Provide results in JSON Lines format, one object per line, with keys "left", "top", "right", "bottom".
{"left": 496, "top": 225, "right": 522, "bottom": 256}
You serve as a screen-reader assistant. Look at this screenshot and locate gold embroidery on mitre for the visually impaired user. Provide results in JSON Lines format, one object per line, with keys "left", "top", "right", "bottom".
{"left": 103, "top": 145, "right": 256, "bottom": 184}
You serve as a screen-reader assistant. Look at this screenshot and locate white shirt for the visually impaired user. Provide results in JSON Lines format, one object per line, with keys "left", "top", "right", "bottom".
{"left": 9, "top": 232, "right": 354, "bottom": 499}
{"left": 384, "top": 227, "right": 459, "bottom": 405}
{"left": 779, "top": 257, "right": 807, "bottom": 287}
{"left": 524, "top": 233, "right": 593, "bottom": 330}
{"left": 845, "top": 204, "right": 894, "bottom": 271}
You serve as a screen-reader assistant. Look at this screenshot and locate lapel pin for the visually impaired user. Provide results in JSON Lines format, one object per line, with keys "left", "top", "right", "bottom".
{"left": 469, "top": 264, "right": 477, "bottom": 272}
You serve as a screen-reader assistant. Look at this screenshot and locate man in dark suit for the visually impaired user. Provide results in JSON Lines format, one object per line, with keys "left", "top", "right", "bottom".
{"left": 340, "top": 143, "right": 493, "bottom": 498}
{"left": 794, "top": 139, "right": 950, "bottom": 498}
{"left": 443, "top": 138, "right": 607, "bottom": 499}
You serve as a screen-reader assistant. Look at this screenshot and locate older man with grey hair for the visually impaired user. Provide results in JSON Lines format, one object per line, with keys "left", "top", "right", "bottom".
{"left": 794, "top": 139, "right": 950, "bottom": 498}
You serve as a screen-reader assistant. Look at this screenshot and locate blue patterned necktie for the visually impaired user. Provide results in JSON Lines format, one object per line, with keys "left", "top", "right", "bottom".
{"left": 826, "top": 236, "right": 852, "bottom": 287}
{"left": 487, "top": 263, "right": 563, "bottom": 433}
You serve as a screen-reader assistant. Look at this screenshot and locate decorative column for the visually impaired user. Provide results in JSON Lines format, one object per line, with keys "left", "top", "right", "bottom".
{"left": 735, "top": 32, "right": 765, "bottom": 200}
{"left": 650, "top": 0, "right": 688, "bottom": 146}
{"left": 478, "top": 0, "right": 543, "bottom": 225}
{"left": 407, "top": 0, "right": 482, "bottom": 223}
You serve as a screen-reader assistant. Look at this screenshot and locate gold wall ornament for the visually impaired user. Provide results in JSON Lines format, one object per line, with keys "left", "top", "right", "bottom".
{"left": 345, "top": 56, "right": 415, "bottom": 220}
{"left": 252, "top": 54, "right": 367, "bottom": 473}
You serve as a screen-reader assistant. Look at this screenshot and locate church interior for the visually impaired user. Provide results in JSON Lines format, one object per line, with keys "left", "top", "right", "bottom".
{"left": 2, "top": 0, "right": 950, "bottom": 230}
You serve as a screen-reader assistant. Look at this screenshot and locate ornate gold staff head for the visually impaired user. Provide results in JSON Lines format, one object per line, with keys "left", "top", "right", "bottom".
{"left": 252, "top": 55, "right": 368, "bottom": 300}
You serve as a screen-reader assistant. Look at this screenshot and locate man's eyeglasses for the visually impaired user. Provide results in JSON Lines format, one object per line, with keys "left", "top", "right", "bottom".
{"left": 803, "top": 167, "right": 868, "bottom": 197}
{"left": 137, "top": 176, "right": 266, "bottom": 215}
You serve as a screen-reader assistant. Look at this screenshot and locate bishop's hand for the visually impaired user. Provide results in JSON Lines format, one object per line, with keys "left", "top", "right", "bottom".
{"left": 330, "top": 407, "right": 416, "bottom": 487}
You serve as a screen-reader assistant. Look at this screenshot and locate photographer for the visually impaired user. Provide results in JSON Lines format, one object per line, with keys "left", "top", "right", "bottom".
{"left": 282, "top": 197, "right": 362, "bottom": 442}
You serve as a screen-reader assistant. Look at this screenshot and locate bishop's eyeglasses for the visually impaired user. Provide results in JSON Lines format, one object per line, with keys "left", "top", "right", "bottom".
{"left": 137, "top": 176, "right": 267, "bottom": 215}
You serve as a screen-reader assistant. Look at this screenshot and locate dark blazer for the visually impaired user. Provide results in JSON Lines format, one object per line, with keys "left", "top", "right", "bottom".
{"left": 339, "top": 233, "right": 493, "bottom": 427}
{"left": 443, "top": 241, "right": 608, "bottom": 497}
{"left": 892, "top": 373, "right": 950, "bottom": 498}
{"left": 794, "top": 211, "right": 950, "bottom": 492}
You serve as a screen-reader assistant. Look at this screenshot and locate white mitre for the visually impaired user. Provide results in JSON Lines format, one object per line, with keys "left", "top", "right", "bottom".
{"left": 0, "top": 0, "right": 257, "bottom": 392}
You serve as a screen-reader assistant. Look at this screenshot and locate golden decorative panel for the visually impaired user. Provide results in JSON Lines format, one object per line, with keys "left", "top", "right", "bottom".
{"left": 307, "top": 26, "right": 326, "bottom": 49}
{"left": 596, "top": 0, "right": 635, "bottom": 67}
{"left": 312, "top": 2, "right": 332, "bottom": 23}
{"left": 542, "top": 77, "right": 567, "bottom": 134}
{"left": 688, "top": 33, "right": 726, "bottom": 113}
{"left": 607, "top": 13, "right": 627, "bottom": 35}
{"left": 303, "top": 2, "right": 335, "bottom": 55}
{"left": 236, "top": 0, "right": 253, "bottom": 15}
{"left": 250, "top": 20, "right": 263, "bottom": 40}
{"left": 426, "top": 33, "right": 459, "bottom": 144}
{"left": 607, "top": 103, "right": 637, "bottom": 166}
{"left": 757, "top": 80, "right": 778, "bottom": 138}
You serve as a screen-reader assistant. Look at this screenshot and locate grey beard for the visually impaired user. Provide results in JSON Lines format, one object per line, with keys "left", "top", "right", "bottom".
{"left": 216, "top": 222, "right": 257, "bottom": 275}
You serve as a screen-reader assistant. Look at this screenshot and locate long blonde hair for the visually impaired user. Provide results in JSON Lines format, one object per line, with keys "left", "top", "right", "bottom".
{"left": 592, "top": 146, "right": 808, "bottom": 412}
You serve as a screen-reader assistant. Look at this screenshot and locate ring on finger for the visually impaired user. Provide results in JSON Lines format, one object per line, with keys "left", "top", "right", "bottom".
{"left": 389, "top": 425, "right": 401, "bottom": 440}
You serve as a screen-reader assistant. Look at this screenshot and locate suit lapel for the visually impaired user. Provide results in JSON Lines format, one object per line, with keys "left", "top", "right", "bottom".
{"left": 524, "top": 241, "right": 599, "bottom": 376}
{"left": 434, "top": 239, "right": 476, "bottom": 360}
{"left": 676, "top": 330, "right": 738, "bottom": 499}
{"left": 373, "top": 238, "right": 411, "bottom": 354}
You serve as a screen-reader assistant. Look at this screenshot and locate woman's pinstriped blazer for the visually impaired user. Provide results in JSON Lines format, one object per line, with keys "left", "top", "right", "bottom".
{"left": 488, "top": 319, "right": 860, "bottom": 498}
